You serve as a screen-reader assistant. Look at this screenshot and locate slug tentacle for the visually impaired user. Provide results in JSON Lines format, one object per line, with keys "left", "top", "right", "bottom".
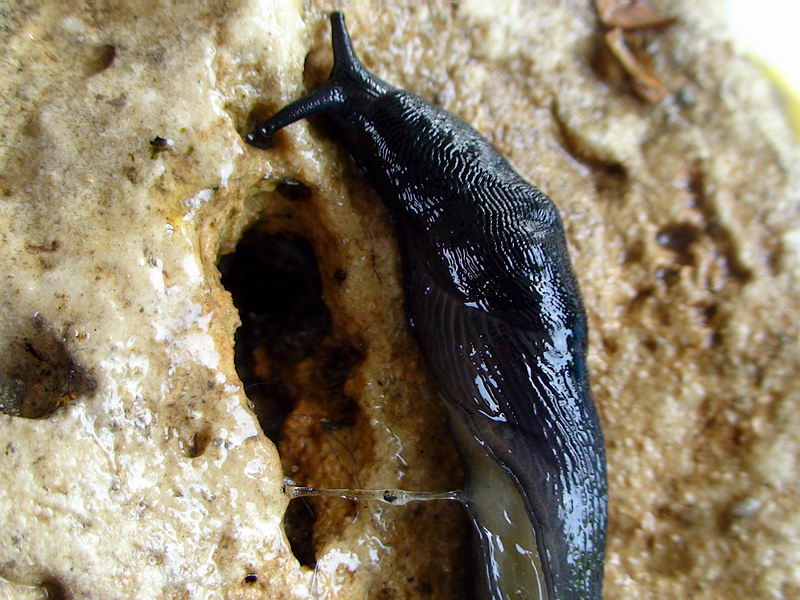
{"left": 248, "top": 13, "right": 392, "bottom": 148}
{"left": 328, "top": 12, "right": 390, "bottom": 97}
{"left": 248, "top": 12, "right": 608, "bottom": 600}
{"left": 247, "top": 84, "right": 347, "bottom": 147}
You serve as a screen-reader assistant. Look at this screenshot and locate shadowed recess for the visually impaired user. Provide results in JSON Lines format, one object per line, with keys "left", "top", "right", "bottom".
{"left": 0, "top": 317, "right": 96, "bottom": 419}
{"left": 218, "top": 229, "right": 331, "bottom": 441}
{"left": 656, "top": 222, "right": 700, "bottom": 265}
{"left": 218, "top": 224, "right": 362, "bottom": 568}
{"left": 85, "top": 44, "right": 116, "bottom": 76}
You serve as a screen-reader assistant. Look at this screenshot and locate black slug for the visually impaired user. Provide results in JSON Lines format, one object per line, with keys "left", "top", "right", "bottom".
{"left": 247, "top": 13, "right": 608, "bottom": 600}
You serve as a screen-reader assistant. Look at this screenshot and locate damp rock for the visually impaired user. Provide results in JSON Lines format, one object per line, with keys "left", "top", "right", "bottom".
{"left": 0, "top": 2, "right": 798, "bottom": 599}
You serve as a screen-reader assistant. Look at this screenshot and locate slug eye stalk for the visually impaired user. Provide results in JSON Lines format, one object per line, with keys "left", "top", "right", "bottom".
{"left": 247, "top": 12, "right": 391, "bottom": 148}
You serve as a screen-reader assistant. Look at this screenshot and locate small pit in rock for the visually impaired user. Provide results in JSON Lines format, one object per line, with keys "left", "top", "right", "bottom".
{"left": 656, "top": 222, "right": 700, "bottom": 265}
{"left": 276, "top": 178, "right": 313, "bottom": 202}
{"left": 0, "top": 318, "right": 96, "bottom": 419}
{"left": 86, "top": 44, "right": 117, "bottom": 76}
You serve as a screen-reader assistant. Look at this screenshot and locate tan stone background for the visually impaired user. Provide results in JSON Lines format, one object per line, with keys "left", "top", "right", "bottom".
{"left": 1, "top": 0, "right": 798, "bottom": 598}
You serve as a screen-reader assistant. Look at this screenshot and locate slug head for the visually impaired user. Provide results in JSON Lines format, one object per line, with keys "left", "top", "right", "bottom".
{"left": 246, "top": 12, "right": 392, "bottom": 148}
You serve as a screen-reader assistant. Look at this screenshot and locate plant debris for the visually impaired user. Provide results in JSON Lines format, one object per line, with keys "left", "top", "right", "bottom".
{"left": 597, "top": 0, "right": 677, "bottom": 29}
{"left": 595, "top": 0, "right": 677, "bottom": 103}
{"left": 605, "top": 27, "right": 671, "bottom": 103}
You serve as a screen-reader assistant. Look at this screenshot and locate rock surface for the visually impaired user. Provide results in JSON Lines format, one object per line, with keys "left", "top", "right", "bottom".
{"left": 1, "top": 0, "right": 798, "bottom": 599}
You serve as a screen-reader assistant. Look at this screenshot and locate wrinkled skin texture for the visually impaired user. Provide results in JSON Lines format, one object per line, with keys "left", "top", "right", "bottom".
{"left": 249, "top": 13, "right": 607, "bottom": 600}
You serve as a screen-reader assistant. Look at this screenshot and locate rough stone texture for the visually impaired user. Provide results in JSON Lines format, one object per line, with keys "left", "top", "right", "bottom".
{"left": 0, "top": 0, "right": 798, "bottom": 599}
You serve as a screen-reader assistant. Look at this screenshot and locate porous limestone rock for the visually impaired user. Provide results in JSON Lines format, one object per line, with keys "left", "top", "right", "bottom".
{"left": 1, "top": 1, "right": 798, "bottom": 599}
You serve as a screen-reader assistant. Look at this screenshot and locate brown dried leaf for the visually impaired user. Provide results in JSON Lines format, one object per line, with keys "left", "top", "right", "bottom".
{"left": 605, "top": 27, "right": 670, "bottom": 103}
{"left": 597, "top": 0, "right": 677, "bottom": 29}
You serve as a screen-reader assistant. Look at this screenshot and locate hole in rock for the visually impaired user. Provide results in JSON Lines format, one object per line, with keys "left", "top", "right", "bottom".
{"left": 218, "top": 224, "right": 363, "bottom": 567}
{"left": 40, "top": 576, "right": 69, "bottom": 600}
{"left": 85, "top": 44, "right": 117, "bottom": 76}
{"left": 219, "top": 229, "right": 332, "bottom": 441}
{"left": 189, "top": 425, "right": 213, "bottom": 458}
{"left": 656, "top": 222, "right": 700, "bottom": 265}
{"left": 276, "top": 178, "right": 312, "bottom": 202}
{"left": 283, "top": 497, "right": 317, "bottom": 567}
{"left": 0, "top": 318, "right": 96, "bottom": 419}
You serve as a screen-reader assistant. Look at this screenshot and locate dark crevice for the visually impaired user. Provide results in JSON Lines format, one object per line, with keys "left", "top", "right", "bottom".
{"left": 219, "top": 229, "right": 331, "bottom": 442}
{"left": 276, "top": 178, "right": 313, "bottom": 201}
{"left": 642, "top": 337, "right": 659, "bottom": 353}
{"left": 687, "top": 167, "right": 752, "bottom": 283}
{"left": 654, "top": 265, "right": 680, "bottom": 288}
{"left": 41, "top": 577, "right": 69, "bottom": 600}
{"left": 601, "top": 336, "right": 619, "bottom": 356}
{"left": 627, "top": 286, "right": 654, "bottom": 313}
{"left": 696, "top": 303, "right": 718, "bottom": 327}
{"left": 283, "top": 498, "right": 317, "bottom": 567}
{"left": 655, "top": 222, "right": 700, "bottom": 265}
{"left": 218, "top": 222, "right": 363, "bottom": 569}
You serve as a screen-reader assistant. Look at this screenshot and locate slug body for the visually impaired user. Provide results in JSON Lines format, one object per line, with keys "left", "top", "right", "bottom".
{"left": 248, "top": 13, "right": 608, "bottom": 600}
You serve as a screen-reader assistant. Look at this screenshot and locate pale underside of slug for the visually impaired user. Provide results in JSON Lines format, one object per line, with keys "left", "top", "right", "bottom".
{"left": 247, "top": 12, "right": 608, "bottom": 600}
